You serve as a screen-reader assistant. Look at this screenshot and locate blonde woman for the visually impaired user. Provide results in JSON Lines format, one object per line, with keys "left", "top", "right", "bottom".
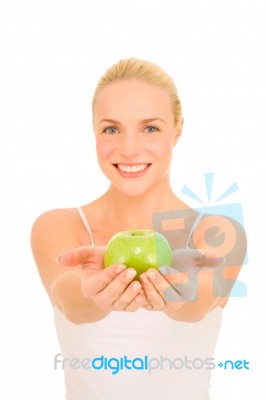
{"left": 31, "top": 58, "right": 246, "bottom": 400}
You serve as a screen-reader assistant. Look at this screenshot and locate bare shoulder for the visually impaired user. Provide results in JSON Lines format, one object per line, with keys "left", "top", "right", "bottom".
{"left": 31, "top": 208, "right": 83, "bottom": 303}
{"left": 31, "top": 208, "right": 82, "bottom": 247}
{"left": 32, "top": 207, "right": 79, "bottom": 225}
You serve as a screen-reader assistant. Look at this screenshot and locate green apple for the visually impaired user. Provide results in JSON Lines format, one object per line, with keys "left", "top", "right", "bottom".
{"left": 104, "top": 229, "right": 172, "bottom": 279}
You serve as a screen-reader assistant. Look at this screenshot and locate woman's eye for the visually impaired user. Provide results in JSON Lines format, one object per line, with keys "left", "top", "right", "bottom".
{"left": 145, "top": 126, "right": 159, "bottom": 133}
{"left": 104, "top": 127, "right": 118, "bottom": 134}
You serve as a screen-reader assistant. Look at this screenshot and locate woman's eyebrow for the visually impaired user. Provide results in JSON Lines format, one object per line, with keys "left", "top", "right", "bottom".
{"left": 97, "top": 118, "right": 167, "bottom": 125}
{"left": 141, "top": 118, "right": 167, "bottom": 125}
{"left": 98, "top": 118, "right": 120, "bottom": 125}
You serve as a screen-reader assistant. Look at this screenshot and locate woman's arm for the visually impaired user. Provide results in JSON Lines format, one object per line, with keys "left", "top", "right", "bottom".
{"left": 31, "top": 209, "right": 144, "bottom": 324}
{"left": 140, "top": 214, "right": 247, "bottom": 322}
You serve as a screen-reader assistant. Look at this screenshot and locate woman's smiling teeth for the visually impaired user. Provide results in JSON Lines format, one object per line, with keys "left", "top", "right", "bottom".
{"left": 116, "top": 163, "right": 149, "bottom": 173}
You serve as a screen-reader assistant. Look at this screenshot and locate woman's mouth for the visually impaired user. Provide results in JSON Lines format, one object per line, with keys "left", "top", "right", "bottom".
{"left": 114, "top": 163, "right": 151, "bottom": 177}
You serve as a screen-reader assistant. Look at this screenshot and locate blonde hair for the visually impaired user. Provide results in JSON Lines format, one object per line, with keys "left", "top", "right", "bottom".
{"left": 92, "top": 58, "right": 182, "bottom": 125}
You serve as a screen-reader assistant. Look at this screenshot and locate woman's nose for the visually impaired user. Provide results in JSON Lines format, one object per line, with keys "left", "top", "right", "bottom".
{"left": 119, "top": 133, "right": 141, "bottom": 158}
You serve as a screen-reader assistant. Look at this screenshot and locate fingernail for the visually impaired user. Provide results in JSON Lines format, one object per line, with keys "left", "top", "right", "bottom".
{"left": 135, "top": 295, "right": 143, "bottom": 303}
{"left": 158, "top": 266, "right": 169, "bottom": 275}
{"left": 144, "top": 304, "right": 153, "bottom": 310}
{"left": 132, "top": 282, "right": 141, "bottom": 292}
{"left": 115, "top": 264, "right": 126, "bottom": 274}
{"left": 56, "top": 254, "right": 68, "bottom": 265}
{"left": 55, "top": 255, "right": 62, "bottom": 265}
{"left": 217, "top": 256, "right": 224, "bottom": 263}
{"left": 140, "top": 274, "right": 148, "bottom": 284}
{"left": 159, "top": 266, "right": 177, "bottom": 275}
{"left": 126, "top": 269, "right": 137, "bottom": 280}
{"left": 206, "top": 252, "right": 223, "bottom": 259}
{"left": 146, "top": 270, "right": 157, "bottom": 280}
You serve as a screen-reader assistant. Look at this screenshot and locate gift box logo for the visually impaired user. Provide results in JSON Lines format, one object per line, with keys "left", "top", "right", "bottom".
{"left": 153, "top": 173, "right": 248, "bottom": 298}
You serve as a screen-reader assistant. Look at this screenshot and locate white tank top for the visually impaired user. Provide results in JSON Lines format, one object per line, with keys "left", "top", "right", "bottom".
{"left": 54, "top": 208, "right": 223, "bottom": 400}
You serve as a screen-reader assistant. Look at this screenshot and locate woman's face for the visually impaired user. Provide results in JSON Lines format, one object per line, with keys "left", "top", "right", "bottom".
{"left": 93, "top": 79, "right": 183, "bottom": 197}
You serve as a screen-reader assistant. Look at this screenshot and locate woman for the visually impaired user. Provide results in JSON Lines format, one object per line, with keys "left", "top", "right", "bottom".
{"left": 31, "top": 58, "right": 246, "bottom": 399}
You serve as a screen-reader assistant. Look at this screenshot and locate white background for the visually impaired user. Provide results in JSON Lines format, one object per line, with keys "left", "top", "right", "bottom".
{"left": 0, "top": 0, "right": 265, "bottom": 398}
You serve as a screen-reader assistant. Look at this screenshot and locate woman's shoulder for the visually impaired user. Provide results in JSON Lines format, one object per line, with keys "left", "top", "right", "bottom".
{"left": 31, "top": 207, "right": 87, "bottom": 245}
{"left": 31, "top": 203, "right": 98, "bottom": 247}
{"left": 32, "top": 207, "right": 79, "bottom": 229}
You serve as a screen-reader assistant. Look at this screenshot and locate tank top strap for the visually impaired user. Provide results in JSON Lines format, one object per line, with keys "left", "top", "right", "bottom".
{"left": 77, "top": 207, "right": 204, "bottom": 249}
{"left": 185, "top": 212, "right": 205, "bottom": 249}
{"left": 76, "top": 207, "right": 95, "bottom": 246}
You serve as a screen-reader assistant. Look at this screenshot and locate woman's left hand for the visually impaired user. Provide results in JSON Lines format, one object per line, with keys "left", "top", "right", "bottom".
{"left": 139, "top": 248, "right": 224, "bottom": 311}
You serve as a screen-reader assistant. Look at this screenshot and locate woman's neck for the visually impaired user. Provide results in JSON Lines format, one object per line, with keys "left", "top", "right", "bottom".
{"left": 98, "top": 182, "right": 188, "bottom": 230}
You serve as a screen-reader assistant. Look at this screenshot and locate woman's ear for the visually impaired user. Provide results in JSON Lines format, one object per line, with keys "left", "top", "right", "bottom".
{"left": 173, "top": 118, "right": 184, "bottom": 146}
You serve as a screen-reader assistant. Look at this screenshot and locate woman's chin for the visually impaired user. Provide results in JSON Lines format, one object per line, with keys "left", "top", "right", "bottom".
{"left": 110, "top": 181, "right": 152, "bottom": 198}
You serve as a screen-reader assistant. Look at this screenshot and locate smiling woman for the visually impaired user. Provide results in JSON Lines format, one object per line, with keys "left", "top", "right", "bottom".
{"left": 31, "top": 58, "right": 246, "bottom": 400}
{"left": 94, "top": 76, "right": 183, "bottom": 197}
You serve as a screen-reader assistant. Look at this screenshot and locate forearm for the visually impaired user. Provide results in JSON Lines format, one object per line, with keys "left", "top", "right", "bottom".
{"left": 163, "top": 297, "right": 222, "bottom": 322}
{"left": 166, "top": 214, "right": 247, "bottom": 322}
{"left": 162, "top": 241, "right": 244, "bottom": 322}
{"left": 50, "top": 269, "right": 111, "bottom": 324}
{"left": 163, "top": 269, "right": 225, "bottom": 322}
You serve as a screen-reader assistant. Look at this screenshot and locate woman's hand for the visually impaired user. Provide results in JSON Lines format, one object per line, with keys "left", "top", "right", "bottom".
{"left": 57, "top": 246, "right": 224, "bottom": 314}
{"left": 139, "top": 249, "right": 224, "bottom": 312}
{"left": 57, "top": 246, "right": 145, "bottom": 312}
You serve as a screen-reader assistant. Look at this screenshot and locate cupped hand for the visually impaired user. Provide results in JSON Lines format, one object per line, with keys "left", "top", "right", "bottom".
{"left": 140, "top": 248, "right": 224, "bottom": 311}
{"left": 57, "top": 246, "right": 145, "bottom": 312}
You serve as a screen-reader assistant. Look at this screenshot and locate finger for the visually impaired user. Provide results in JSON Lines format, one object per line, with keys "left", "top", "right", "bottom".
{"left": 201, "top": 250, "right": 224, "bottom": 267}
{"left": 113, "top": 281, "right": 143, "bottom": 311}
{"left": 146, "top": 269, "right": 188, "bottom": 303}
{"left": 146, "top": 267, "right": 199, "bottom": 303}
{"left": 140, "top": 270, "right": 166, "bottom": 310}
{"left": 125, "top": 291, "right": 145, "bottom": 312}
{"left": 56, "top": 246, "right": 92, "bottom": 266}
{"left": 57, "top": 246, "right": 105, "bottom": 267}
{"left": 159, "top": 268, "right": 199, "bottom": 301}
{"left": 81, "top": 264, "right": 127, "bottom": 297}
{"left": 91, "top": 268, "right": 137, "bottom": 308}
{"left": 171, "top": 249, "right": 224, "bottom": 273}
{"left": 140, "top": 291, "right": 153, "bottom": 311}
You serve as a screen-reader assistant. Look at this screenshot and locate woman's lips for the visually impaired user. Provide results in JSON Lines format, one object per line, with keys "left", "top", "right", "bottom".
{"left": 114, "top": 163, "right": 151, "bottom": 177}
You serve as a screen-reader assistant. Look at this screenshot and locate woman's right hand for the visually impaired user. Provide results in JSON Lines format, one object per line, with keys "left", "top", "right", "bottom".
{"left": 57, "top": 246, "right": 145, "bottom": 312}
